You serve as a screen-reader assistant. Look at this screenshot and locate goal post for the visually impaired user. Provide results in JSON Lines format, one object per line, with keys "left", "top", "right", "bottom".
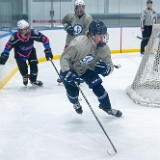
{"left": 126, "top": 24, "right": 160, "bottom": 107}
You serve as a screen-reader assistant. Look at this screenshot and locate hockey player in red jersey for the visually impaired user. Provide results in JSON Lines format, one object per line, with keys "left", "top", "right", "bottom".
{"left": 0, "top": 19, "right": 53, "bottom": 86}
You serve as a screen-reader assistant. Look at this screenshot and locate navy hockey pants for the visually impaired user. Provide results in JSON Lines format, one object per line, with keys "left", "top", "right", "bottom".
{"left": 63, "top": 69, "right": 111, "bottom": 110}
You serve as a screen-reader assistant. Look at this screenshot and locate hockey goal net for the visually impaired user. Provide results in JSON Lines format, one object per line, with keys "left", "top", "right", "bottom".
{"left": 126, "top": 24, "right": 160, "bottom": 107}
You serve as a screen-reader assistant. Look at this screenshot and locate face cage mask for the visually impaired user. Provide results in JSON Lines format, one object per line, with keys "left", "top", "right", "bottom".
{"left": 75, "top": 6, "right": 85, "bottom": 16}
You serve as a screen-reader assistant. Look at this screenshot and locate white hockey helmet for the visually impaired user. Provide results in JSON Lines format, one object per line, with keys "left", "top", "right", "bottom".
{"left": 74, "top": 0, "right": 85, "bottom": 16}
{"left": 17, "top": 19, "right": 29, "bottom": 30}
{"left": 74, "top": 0, "right": 85, "bottom": 7}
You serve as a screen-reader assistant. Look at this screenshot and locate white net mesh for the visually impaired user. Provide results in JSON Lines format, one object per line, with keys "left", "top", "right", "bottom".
{"left": 126, "top": 24, "right": 160, "bottom": 107}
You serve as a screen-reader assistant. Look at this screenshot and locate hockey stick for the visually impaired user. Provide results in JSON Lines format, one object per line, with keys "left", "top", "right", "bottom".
{"left": 49, "top": 58, "right": 117, "bottom": 155}
{"left": 132, "top": 32, "right": 149, "bottom": 40}
{"left": 49, "top": 58, "right": 61, "bottom": 78}
{"left": 136, "top": 36, "right": 149, "bottom": 40}
{"left": 74, "top": 81, "right": 117, "bottom": 155}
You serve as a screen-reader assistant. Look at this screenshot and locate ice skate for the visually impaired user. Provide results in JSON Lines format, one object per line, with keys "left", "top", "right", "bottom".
{"left": 22, "top": 75, "right": 28, "bottom": 86}
{"left": 73, "top": 101, "right": 83, "bottom": 114}
{"left": 31, "top": 80, "right": 43, "bottom": 86}
{"left": 98, "top": 104, "right": 122, "bottom": 118}
{"left": 106, "top": 109, "right": 122, "bottom": 117}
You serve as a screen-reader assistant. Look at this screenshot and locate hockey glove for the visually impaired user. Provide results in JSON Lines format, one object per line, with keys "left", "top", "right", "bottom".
{"left": 94, "top": 61, "right": 111, "bottom": 77}
{"left": 0, "top": 52, "right": 9, "bottom": 65}
{"left": 60, "top": 70, "right": 80, "bottom": 85}
{"left": 79, "top": 54, "right": 95, "bottom": 66}
{"left": 65, "top": 25, "right": 74, "bottom": 35}
{"left": 44, "top": 48, "right": 53, "bottom": 61}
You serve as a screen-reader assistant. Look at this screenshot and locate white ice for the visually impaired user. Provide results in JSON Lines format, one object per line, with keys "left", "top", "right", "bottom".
{"left": 0, "top": 53, "right": 160, "bottom": 160}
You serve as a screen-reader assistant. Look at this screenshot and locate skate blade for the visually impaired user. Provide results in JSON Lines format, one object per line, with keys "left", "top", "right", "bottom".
{"left": 31, "top": 83, "right": 43, "bottom": 87}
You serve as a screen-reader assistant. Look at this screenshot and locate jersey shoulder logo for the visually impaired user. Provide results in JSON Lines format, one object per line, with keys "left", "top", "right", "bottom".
{"left": 34, "top": 30, "right": 39, "bottom": 35}
{"left": 10, "top": 35, "right": 15, "bottom": 41}
{"left": 73, "top": 24, "right": 83, "bottom": 36}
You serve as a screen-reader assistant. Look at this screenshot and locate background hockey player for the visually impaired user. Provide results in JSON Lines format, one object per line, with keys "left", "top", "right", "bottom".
{"left": 62, "top": 0, "right": 92, "bottom": 48}
{"left": 59, "top": 20, "right": 122, "bottom": 118}
{"left": 0, "top": 19, "right": 53, "bottom": 86}
{"left": 57, "top": 0, "right": 92, "bottom": 83}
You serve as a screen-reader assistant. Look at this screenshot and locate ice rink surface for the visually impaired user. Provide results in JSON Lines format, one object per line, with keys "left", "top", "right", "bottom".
{"left": 0, "top": 53, "right": 160, "bottom": 160}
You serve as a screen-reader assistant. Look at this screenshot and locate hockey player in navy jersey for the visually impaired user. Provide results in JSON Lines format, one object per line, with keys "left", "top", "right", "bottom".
{"left": 60, "top": 20, "right": 122, "bottom": 118}
{"left": 0, "top": 19, "right": 53, "bottom": 86}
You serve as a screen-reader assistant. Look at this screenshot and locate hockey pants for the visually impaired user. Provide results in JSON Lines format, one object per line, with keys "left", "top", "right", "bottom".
{"left": 15, "top": 50, "right": 38, "bottom": 82}
{"left": 63, "top": 69, "right": 111, "bottom": 110}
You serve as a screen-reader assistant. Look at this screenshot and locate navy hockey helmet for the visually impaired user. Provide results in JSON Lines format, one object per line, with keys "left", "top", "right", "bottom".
{"left": 89, "top": 20, "right": 107, "bottom": 35}
{"left": 147, "top": 0, "right": 152, "bottom": 3}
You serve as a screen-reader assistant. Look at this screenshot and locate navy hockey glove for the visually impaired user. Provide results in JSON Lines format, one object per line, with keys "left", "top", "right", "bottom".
{"left": 94, "top": 61, "right": 111, "bottom": 77}
{"left": 60, "top": 70, "right": 80, "bottom": 84}
{"left": 44, "top": 48, "right": 53, "bottom": 60}
{"left": 65, "top": 25, "right": 74, "bottom": 35}
{"left": 79, "top": 54, "right": 95, "bottom": 66}
{"left": 0, "top": 52, "right": 9, "bottom": 65}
